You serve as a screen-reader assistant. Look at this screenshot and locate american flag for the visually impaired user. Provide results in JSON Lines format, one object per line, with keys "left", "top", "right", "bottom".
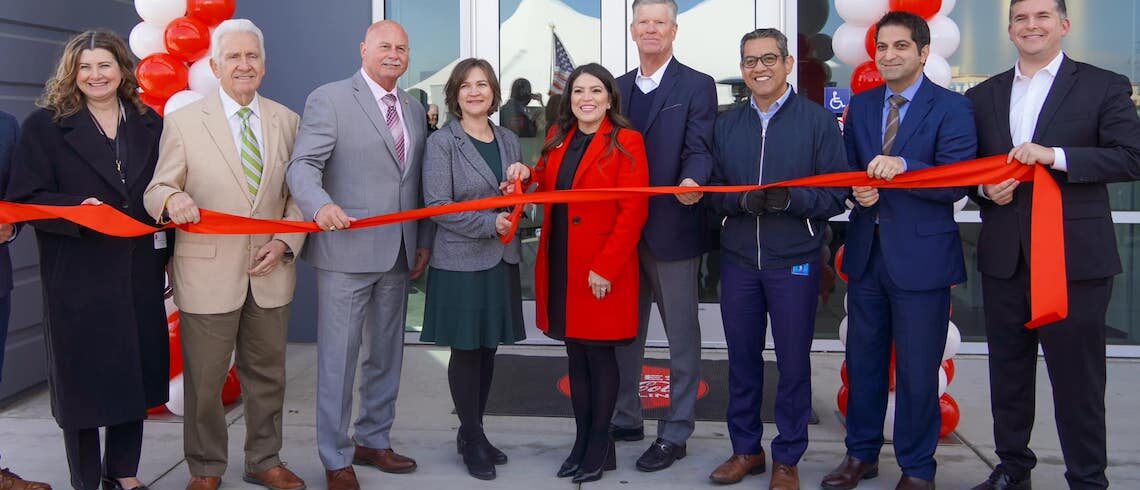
{"left": 550, "top": 32, "right": 576, "bottom": 95}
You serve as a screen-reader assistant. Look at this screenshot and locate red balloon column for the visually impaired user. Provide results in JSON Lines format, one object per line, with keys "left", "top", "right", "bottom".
{"left": 850, "top": 61, "right": 884, "bottom": 94}
{"left": 832, "top": 0, "right": 961, "bottom": 89}
{"left": 890, "top": 0, "right": 943, "bottom": 19}
{"left": 134, "top": 1, "right": 241, "bottom": 416}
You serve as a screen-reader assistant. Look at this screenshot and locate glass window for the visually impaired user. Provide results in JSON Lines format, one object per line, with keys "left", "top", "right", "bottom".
{"left": 386, "top": 0, "right": 463, "bottom": 330}
{"left": 671, "top": 0, "right": 757, "bottom": 108}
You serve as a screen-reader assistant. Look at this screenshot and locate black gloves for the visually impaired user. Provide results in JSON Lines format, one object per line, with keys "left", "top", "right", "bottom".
{"left": 740, "top": 187, "right": 791, "bottom": 215}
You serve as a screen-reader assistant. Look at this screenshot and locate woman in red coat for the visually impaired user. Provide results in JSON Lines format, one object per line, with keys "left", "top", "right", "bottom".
{"left": 507, "top": 63, "right": 648, "bottom": 484}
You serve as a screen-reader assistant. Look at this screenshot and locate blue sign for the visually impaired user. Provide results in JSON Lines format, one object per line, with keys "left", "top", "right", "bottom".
{"left": 824, "top": 88, "right": 851, "bottom": 114}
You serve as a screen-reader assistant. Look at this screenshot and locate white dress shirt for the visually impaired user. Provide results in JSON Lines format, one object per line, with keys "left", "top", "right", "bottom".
{"left": 1010, "top": 50, "right": 1068, "bottom": 171}
{"left": 635, "top": 56, "right": 673, "bottom": 94}
{"left": 219, "top": 87, "right": 264, "bottom": 161}
{"left": 360, "top": 67, "right": 409, "bottom": 143}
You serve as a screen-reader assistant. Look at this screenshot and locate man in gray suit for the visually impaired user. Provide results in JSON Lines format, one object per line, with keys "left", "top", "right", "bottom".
{"left": 286, "top": 20, "right": 432, "bottom": 490}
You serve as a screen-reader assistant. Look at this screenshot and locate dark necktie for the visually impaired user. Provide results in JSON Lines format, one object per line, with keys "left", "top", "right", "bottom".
{"left": 882, "top": 94, "right": 908, "bottom": 155}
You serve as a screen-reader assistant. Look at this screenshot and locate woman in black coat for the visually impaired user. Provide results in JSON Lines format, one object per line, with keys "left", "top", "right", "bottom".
{"left": 6, "top": 30, "right": 170, "bottom": 490}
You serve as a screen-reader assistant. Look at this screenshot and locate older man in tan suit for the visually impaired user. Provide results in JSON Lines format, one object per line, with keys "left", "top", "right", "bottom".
{"left": 144, "top": 19, "right": 306, "bottom": 490}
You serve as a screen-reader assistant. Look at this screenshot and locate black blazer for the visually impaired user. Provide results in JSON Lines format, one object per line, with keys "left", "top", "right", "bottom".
{"left": 966, "top": 56, "right": 1140, "bottom": 281}
{"left": 0, "top": 111, "right": 17, "bottom": 297}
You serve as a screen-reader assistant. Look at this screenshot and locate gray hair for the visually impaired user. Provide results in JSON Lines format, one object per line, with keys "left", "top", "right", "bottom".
{"left": 632, "top": 0, "right": 678, "bottom": 23}
{"left": 1010, "top": 0, "right": 1067, "bottom": 21}
{"left": 211, "top": 19, "right": 266, "bottom": 64}
{"left": 739, "top": 28, "right": 789, "bottom": 59}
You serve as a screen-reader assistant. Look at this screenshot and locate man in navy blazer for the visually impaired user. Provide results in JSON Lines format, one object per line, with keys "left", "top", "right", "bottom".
{"left": 822, "top": 12, "right": 977, "bottom": 490}
{"left": 966, "top": 1, "right": 1140, "bottom": 489}
{"left": 610, "top": 0, "right": 718, "bottom": 473}
{"left": 0, "top": 112, "right": 49, "bottom": 490}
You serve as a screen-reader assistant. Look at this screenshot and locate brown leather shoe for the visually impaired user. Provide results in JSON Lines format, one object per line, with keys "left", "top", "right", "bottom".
{"left": 770, "top": 462, "right": 800, "bottom": 490}
{"left": 709, "top": 453, "right": 766, "bottom": 484}
{"left": 243, "top": 464, "right": 305, "bottom": 490}
{"left": 184, "top": 476, "right": 220, "bottom": 490}
{"left": 895, "top": 475, "right": 935, "bottom": 490}
{"left": 324, "top": 467, "right": 359, "bottom": 490}
{"left": 352, "top": 445, "right": 417, "bottom": 474}
{"left": 821, "top": 455, "right": 879, "bottom": 490}
{"left": 0, "top": 468, "right": 51, "bottom": 490}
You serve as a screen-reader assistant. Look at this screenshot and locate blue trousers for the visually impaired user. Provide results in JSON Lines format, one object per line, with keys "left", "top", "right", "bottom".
{"left": 720, "top": 259, "right": 818, "bottom": 465}
{"left": 845, "top": 236, "right": 949, "bottom": 481}
{"left": 0, "top": 294, "right": 8, "bottom": 462}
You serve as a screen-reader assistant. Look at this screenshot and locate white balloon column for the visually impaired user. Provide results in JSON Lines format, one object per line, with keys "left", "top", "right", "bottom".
{"left": 130, "top": 0, "right": 235, "bottom": 118}
{"left": 133, "top": 0, "right": 241, "bottom": 417}
{"left": 834, "top": 245, "right": 963, "bottom": 440}
{"left": 832, "top": 0, "right": 962, "bottom": 93}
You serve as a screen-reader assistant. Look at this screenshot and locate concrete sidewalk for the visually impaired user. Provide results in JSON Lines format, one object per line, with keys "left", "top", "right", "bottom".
{"left": 2, "top": 344, "right": 1138, "bottom": 489}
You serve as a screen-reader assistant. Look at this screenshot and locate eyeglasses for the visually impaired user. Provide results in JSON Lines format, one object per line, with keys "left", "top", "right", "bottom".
{"left": 741, "top": 54, "right": 783, "bottom": 68}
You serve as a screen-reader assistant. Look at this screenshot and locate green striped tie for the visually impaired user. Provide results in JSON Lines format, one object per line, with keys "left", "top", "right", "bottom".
{"left": 238, "top": 107, "right": 263, "bottom": 197}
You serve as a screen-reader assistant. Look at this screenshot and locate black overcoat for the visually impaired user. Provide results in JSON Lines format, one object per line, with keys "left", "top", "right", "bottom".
{"left": 6, "top": 102, "right": 171, "bottom": 429}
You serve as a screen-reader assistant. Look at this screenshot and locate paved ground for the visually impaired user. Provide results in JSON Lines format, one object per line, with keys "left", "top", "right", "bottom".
{"left": 2, "top": 344, "right": 1138, "bottom": 489}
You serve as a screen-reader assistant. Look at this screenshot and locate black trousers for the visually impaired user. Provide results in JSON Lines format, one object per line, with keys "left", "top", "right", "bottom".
{"left": 565, "top": 341, "right": 618, "bottom": 471}
{"left": 62, "top": 419, "right": 144, "bottom": 490}
{"left": 982, "top": 256, "right": 1111, "bottom": 490}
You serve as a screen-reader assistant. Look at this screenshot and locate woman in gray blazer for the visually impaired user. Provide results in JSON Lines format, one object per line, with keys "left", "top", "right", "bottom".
{"left": 420, "top": 58, "right": 525, "bottom": 481}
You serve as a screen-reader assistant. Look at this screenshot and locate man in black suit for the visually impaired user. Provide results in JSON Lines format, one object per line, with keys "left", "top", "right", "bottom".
{"left": 0, "top": 111, "right": 50, "bottom": 490}
{"left": 965, "top": 1, "right": 1140, "bottom": 489}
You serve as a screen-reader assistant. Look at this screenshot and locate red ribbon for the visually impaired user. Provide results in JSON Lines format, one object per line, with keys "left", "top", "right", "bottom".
{"left": 0, "top": 154, "right": 1064, "bottom": 328}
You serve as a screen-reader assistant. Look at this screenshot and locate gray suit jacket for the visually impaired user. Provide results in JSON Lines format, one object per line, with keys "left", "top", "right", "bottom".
{"left": 287, "top": 72, "right": 434, "bottom": 273}
{"left": 423, "top": 120, "right": 522, "bottom": 271}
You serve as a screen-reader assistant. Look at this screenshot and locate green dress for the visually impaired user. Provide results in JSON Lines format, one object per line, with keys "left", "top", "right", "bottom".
{"left": 420, "top": 133, "right": 526, "bottom": 349}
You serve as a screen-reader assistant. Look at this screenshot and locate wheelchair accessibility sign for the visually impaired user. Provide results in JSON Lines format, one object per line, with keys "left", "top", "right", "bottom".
{"left": 825, "top": 88, "right": 851, "bottom": 114}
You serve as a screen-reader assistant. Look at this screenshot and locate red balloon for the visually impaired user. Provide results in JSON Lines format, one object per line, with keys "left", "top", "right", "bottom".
{"left": 139, "top": 91, "right": 167, "bottom": 117}
{"left": 187, "top": 0, "right": 236, "bottom": 27}
{"left": 221, "top": 366, "right": 242, "bottom": 405}
{"left": 890, "top": 0, "right": 942, "bottom": 19}
{"left": 865, "top": 24, "right": 878, "bottom": 59}
{"left": 837, "top": 385, "right": 849, "bottom": 416}
{"left": 851, "top": 61, "right": 884, "bottom": 94}
{"left": 840, "top": 361, "right": 849, "bottom": 386}
{"left": 942, "top": 359, "right": 956, "bottom": 384}
{"left": 167, "top": 311, "right": 183, "bottom": 378}
{"left": 834, "top": 245, "right": 849, "bottom": 283}
{"left": 137, "top": 53, "right": 188, "bottom": 101}
{"left": 164, "top": 16, "right": 211, "bottom": 62}
{"left": 939, "top": 393, "right": 961, "bottom": 438}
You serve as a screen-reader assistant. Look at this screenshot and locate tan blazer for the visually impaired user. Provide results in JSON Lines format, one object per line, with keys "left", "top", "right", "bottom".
{"left": 144, "top": 92, "right": 305, "bottom": 314}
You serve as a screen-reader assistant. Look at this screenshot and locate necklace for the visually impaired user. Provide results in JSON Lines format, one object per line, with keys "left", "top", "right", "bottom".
{"left": 88, "top": 100, "right": 126, "bottom": 185}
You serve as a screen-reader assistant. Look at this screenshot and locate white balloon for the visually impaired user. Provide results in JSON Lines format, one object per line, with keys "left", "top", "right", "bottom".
{"left": 883, "top": 392, "right": 897, "bottom": 441}
{"left": 135, "top": 0, "right": 187, "bottom": 26}
{"left": 943, "top": 321, "right": 961, "bottom": 361}
{"left": 929, "top": 15, "right": 962, "bottom": 59}
{"left": 836, "top": 0, "right": 890, "bottom": 26}
{"left": 833, "top": 23, "right": 872, "bottom": 67}
{"left": 166, "top": 374, "right": 185, "bottom": 416}
{"left": 839, "top": 316, "right": 849, "bottom": 347}
{"left": 924, "top": 54, "right": 953, "bottom": 89}
{"left": 164, "top": 90, "right": 204, "bottom": 116}
{"left": 843, "top": 293, "right": 848, "bottom": 314}
{"left": 938, "top": 367, "right": 948, "bottom": 396}
{"left": 188, "top": 57, "right": 220, "bottom": 95}
{"left": 128, "top": 21, "right": 166, "bottom": 59}
{"left": 953, "top": 196, "right": 968, "bottom": 214}
{"left": 939, "top": 0, "right": 957, "bottom": 15}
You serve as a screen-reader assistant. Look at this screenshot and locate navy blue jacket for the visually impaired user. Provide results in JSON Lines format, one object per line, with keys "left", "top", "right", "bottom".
{"left": 617, "top": 59, "right": 717, "bottom": 261}
{"left": 708, "top": 89, "right": 848, "bottom": 269}
{"left": 0, "top": 111, "right": 16, "bottom": 298}
{"left": 842, "top": 76, "right": 977, "bottom": 291}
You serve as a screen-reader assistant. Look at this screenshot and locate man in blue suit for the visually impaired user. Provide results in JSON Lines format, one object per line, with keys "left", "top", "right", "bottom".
{"left": 821, "top": 12, "right": 977, "bottom": 490}
{"left": 0, "top": 112, "right": 49, "bottom": 490}
{"left": 611, "top": 0, "right": 718, "bottom": 473}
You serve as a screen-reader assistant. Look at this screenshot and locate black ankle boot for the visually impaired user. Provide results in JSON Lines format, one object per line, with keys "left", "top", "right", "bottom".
{"left": 458, "top": 433, "right": 496, "bottom": 480}
{"left": 457, "top": 432, "right": 507, "bottom": 465}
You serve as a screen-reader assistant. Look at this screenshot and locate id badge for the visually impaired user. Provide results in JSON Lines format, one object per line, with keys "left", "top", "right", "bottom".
{"left": 154, "top": 231, "right": 168, "bottom": 250}
{"left": 791, "top": 263, "right": 810, "bottom": 276}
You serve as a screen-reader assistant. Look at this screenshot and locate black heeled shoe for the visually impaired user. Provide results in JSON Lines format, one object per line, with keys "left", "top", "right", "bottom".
{"left": 571, "top": 440, "right": 617, "bottom": 484}
{"left": 101, "top": 477, "right": 148, "bottom": 490}
{"left": 457, "top": 432, "right": 507, "bottom": 465}
{"left": 458, "top": 434, "right": 497, "bottom": 481}
{"left": 556, "top": 457, "right": 580, "bottom": 478}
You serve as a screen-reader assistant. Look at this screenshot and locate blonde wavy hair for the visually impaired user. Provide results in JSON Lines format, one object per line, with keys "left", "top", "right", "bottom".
{"left": 38, "top": 29, "right": 148, "bottom": 122}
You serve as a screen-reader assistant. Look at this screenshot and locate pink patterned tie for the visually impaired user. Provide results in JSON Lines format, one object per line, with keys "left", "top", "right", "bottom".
{"left": 382, "top": 93, "right": 406, "bottom": 168}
